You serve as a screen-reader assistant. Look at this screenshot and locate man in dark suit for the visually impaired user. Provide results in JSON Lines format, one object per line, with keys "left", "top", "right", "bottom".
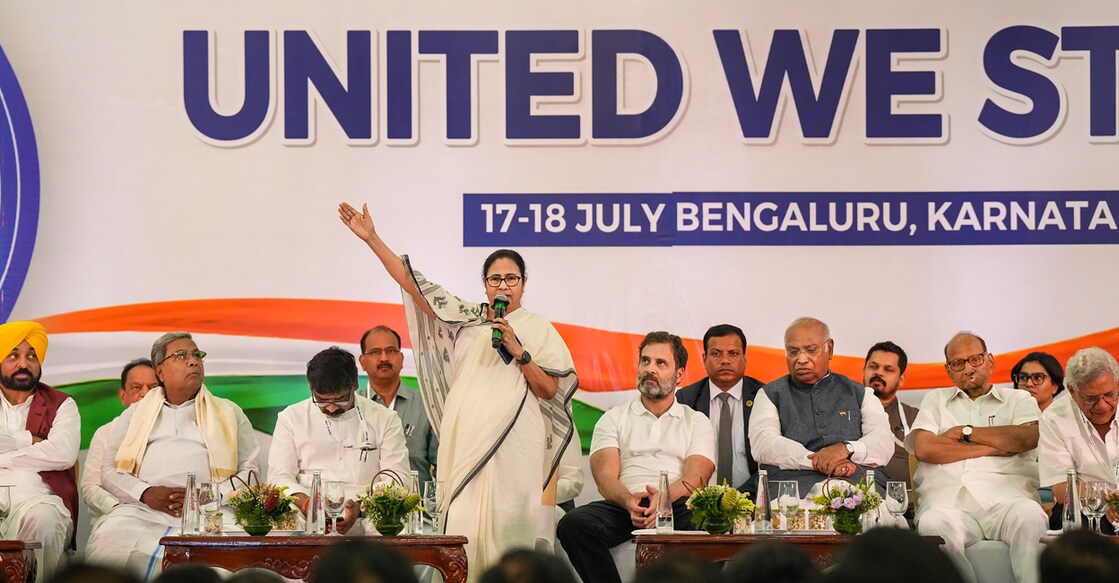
{"left": 676, "top": 324, "right": 765, "bottom": 497}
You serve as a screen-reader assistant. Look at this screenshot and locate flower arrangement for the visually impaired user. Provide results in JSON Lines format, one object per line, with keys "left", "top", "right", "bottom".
{"left": 685, "top": 482, "right": 755, "bottom": 534}
{"left": 226, "top": 483, "right": 298, "bottom": 536}
{"left": 811, "top": 479, "right": 881, "bottom": 535}
{"left": 358, "top": 480, "right": 422, "bottom": 536}
{"left": 1105, "top": 491, "right": 1119, "bottom": 514}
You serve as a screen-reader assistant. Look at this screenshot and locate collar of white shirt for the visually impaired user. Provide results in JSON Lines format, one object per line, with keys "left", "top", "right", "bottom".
{"left": 629, "top": 396, "right": 685, "bottom": 419}
{"left": 948, "top": 385, "right": 1007, "bottom": 403}
{"left": 707, "top": 379, "right": 744, "bottom": 405}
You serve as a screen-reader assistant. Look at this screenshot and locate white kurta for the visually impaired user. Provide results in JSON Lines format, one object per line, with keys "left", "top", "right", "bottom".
{"left": 904, "top": 386, "right": 1045, "bottom": 583}
{"left": 0, "top": 394, "right": 78, "bottom": 583}
{"left": 81, "top": 420, "right": 122, "bottom": 529}
{"left": 86, "top": 394, "right": 260, "bottom": 580}
{"left": 267, "top": 395, "right": 410, "bottom": 533}
{"left": 1037, "top": 395, "right": 1119, "bottom": 489}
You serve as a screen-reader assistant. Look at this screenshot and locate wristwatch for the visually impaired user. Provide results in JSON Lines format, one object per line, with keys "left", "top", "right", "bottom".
{"left": 844, "top": 442, "right": 855, "bottom": 458}
{"left": 516, "top": 350, "right": 532, "bottom": 365}
{"left": 962, "top": 425, "right": 974, "bottom": 443}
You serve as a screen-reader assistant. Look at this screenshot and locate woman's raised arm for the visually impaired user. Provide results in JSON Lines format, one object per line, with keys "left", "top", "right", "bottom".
{"left": 338, "top": 202, "right": 436, "bottom": 320}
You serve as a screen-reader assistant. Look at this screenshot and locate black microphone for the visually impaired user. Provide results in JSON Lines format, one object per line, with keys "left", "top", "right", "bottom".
{"left": 491, "top": 294, "right": 509, "bottom": 348}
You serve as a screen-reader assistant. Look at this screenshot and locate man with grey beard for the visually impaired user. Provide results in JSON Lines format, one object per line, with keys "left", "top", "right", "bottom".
{"left": 557, "top": 331, "right": 715, "bottom": 583}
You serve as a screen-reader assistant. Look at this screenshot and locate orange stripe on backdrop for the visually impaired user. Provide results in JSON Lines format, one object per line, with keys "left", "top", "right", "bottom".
{"left": 36, "top": 299, "right": 410, "bottom": 346}
{"left": 34, "top": 299, "right": 1119, "bottom": 391}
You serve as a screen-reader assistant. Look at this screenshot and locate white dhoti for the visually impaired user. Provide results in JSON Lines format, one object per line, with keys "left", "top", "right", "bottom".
{"left": 84, "top": 506, "right": 175, "bottom": 581}
{"left": 2, "top": 495, "right": 72, "bottom": 583}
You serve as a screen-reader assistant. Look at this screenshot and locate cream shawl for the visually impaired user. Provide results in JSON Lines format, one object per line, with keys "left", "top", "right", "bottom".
{"left": 114, "top": 384, "right": 240, "bottom": 480}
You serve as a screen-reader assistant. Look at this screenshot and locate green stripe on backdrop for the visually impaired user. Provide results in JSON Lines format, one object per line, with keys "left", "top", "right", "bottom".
{"left": 61, "top": 375, "right": 606, "bottom": 453}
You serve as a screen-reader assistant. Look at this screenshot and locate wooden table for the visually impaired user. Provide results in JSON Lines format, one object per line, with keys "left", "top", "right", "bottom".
{"left": 160, "top": 535, "right": 468, "bottom": 583}
{"left": 635, "top": 533, "right": 944, "bottom": 569}
{"left": 0, "top": 540, "right": 40, "bottom": 583}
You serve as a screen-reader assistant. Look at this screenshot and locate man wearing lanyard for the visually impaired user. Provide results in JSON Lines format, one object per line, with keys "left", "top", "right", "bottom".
{"left": 863, "top": 341, "right": 920, "bottom": 488}
{"left": 359, "top": 326, "right": 439, "bottom": 484}
{"left": 268, "top": 346, "right": 410, "bottom": 533}
{"left": 1038, "top": 346, "right": 1119, "bottom": 534}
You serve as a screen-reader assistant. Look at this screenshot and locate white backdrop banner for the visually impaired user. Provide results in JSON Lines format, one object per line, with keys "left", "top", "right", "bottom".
{"left": 1, "top": 1, "right": 1118, "bottom": 409}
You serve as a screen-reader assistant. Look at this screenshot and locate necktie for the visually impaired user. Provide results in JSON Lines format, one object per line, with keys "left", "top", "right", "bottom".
{"left": 716, "top": 392, "right": 733, "bottom": 487}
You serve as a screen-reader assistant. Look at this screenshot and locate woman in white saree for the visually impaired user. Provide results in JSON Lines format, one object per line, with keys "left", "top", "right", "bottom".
{"left": 338, "top": 202, "right": 578, "bottom": 579}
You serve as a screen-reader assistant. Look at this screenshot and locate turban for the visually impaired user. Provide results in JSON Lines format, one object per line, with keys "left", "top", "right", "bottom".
{"left": 0, "top": 321, "right": 48, "bottom": 364}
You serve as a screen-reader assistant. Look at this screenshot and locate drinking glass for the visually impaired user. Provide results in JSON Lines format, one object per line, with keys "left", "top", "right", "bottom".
{"left": 776, "top": 481, "right": 800, "bottom": 530}
{"left": 0, "top": 486, "right": 10, "bottom": 527}
{"left": 197, "top": 482, "right": 220, "bottom": 535}
{"left": 323, "top": 481, "right": 346, "bottom": 536}
{"left": 423, "top": 481, "right": 447, "bottom": 532}
{"left": 1083, "top": 481, "right": 1108, "bottom": 534}
{"left": 885, "top": 481, "right": 908, "bottom": 521}
{"left": 197, "top": 482, "right": 219, "bottom": 513}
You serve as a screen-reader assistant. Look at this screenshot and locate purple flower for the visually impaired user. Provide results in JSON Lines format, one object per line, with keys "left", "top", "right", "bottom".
{"left": 852, "top": 492, "right": 864, "bottom": 505}
{"left": 843, "top": 498, "right": 858, "bottom": 510}
{"left": 831, "top": 498, "right": 843, "bottom": 510}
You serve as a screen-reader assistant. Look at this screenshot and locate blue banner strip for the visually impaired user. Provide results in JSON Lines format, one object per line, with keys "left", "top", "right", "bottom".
{"left": 464, "top": 191, "right": 1119, "bottom": 247}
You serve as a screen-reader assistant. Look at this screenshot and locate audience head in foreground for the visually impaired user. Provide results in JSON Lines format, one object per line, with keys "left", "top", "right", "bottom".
{"left": 823, "top": 527, "right": 964, "bottom": 583}
{"left": 1040, "top": 529, "right": 1119, "bottom": 583}
{"left": 633, "top": 553, "right": 720, "bottom": 583}
{"left": 478, "top": 549, "right": 577, "bottom": 583}
{"left": 722, "top": 541, "right": 821, "bottom": 583}
{"left": 313, "top": 539, "right": 418, "bottom": 583}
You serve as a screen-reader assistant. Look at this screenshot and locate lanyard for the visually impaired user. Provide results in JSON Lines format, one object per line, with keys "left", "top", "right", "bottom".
{"left": 324, "top": 405, "right": 376, "bottom": 463}
{"left": 892, "top": 402, "right": 911, "bottom": 449}
{"left": 1076, "top": 408, "right": 1119, "bottom": 483}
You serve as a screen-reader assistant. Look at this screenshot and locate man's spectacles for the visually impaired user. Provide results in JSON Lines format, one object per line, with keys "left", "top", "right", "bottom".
{"left": 1015, "top": 372, "right": 1049, "bottom": 386}
{"left": 363, "top": 347, "right": 401, "bottom": 358}
{"left": 484, "top": 275, "right": 522, "bottom": 288}
{"left": 786, "top": 346, "right": 823, "bottom": 359}
{"left": 312, "top": 393, "right": 355, "bottom": 408}
{"left": 1078, "top": 390, "right": 1119, "bottom": 408}
{"left": 164, "top": 350, "right": 206, "bottom": 364}
{"left": 946, "top": 353, "right": 987, "bottom": 372}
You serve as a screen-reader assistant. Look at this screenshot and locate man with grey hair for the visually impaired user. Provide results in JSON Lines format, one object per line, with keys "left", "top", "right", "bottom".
{"left": 906, "top": 332, "right": 1045, "bottom": 583}
{"left": 86, "top": 333, "right": 261, "bottom": 578}
{"left": 1038, "top": 347, "right": 1119, "bottom": 534}
{"left": 749, "top": 317, "right": 893, "bottom": 497}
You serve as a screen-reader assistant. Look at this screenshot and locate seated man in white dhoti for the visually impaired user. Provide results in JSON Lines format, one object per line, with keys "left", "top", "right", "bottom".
{"left": 86, "top": 332, "right": 260, "bottom": 579}
{"left": 81, "top": 359, "right": 158, "bottom": 531}
{"left": 268, "top": 346, "right": 410, "bottom": 533}
{"left": 0, "top": 321, "right": 80, "bottom": 582}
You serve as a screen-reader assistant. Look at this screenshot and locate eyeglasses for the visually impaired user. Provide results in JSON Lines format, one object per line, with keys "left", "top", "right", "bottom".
{"left": 1015, "top": 372, "right": 1049, "bottom": 386}
{"left": 163, "top": 350, "right": 206, "bottom": 363}
{"left": 363, "top": 347, "right": 401, "bottom": 358}
{"left": 312, "top": 393, "right": 355, "bottom": 408}
{"left": 946, "top": 353, "right": 987, "bottom": 372}
{"left": 484, "top": 275, "right": 522, "bottom": 288}
{"left": 1078, "top": 390, "right": 1119, "bottom": 408}
{"left": 785, "top": 346, "right": 823, "bottom": 359}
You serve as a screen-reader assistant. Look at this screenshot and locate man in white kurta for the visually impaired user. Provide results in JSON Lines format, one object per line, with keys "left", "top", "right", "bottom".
{"left": 1037, "top": 347, "right": 1119, "bottom": 534}
{"left": 81, "top": 359, "right": 158, "bottom": 530}
{"left": 0, "top": 322, "right": 79, "bottom": 583}
{"left": 86, "top": 333, "right": 260, "bottom": 580}
{"left": 906, "top": 333, "right": 1046, "bottom": 583}
{"left": 268, "top": 346, "right": 410, "bottom": 534}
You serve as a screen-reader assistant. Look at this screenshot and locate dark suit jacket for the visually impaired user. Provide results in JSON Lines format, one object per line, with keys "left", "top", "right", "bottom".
{"left": 676, "top": 376, "right": 765, "bottom": 498}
